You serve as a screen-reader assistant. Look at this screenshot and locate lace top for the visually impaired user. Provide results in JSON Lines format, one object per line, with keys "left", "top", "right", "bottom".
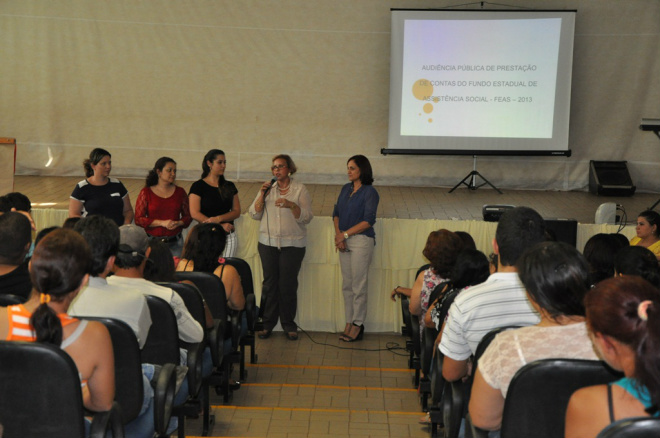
{"left": 478, "top": 322, "right": 598, "bottom": 397}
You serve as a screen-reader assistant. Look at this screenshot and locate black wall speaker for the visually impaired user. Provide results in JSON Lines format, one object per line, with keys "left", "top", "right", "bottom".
{"left": 544, "top": 218, "right": 578, "bottom": 247}
{"left": 589, "top": 160, "right": 636, "bottom": 196}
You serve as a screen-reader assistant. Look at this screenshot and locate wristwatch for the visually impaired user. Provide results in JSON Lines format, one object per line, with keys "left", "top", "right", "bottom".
{"left": 343, "top": 232, "right": 349, "bottom": 240}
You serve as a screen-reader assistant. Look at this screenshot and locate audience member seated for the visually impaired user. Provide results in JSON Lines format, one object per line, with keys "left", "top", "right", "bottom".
{"left": 409, "top": 230, "right": 464, "bottom": 332}
{"left": 565, "top": 276, "right": 660, "bottom": 438}
{"left": 583, "top": 233, "right": 627, "bottom": 287}
{"left": 108, "top": 224, "right": 204, "bottom": 347}
{"left": 469, "top": 241, "right": 598, "bottom": 432}
{"left": 425, "top": 248, "right": 490, "bottom": 335}
{"left": 439, "top": 206, "right": 546, "bottom": 382}
{"left": 615, "top": 245, "right": 660, "bottom": 288}
{"left": 0, "top": 212, "right": 33, "bottom": 301}
{"left": 62, "top": 216, "right": 81, "bottom": 229}
{"left": 176, "top": 223, "right": 245, "bottom": 312}
{"left": 630, "top": 210, "right": 660, "bottom": 260}
{"left": 143, "top": 239, "right": 177, "bottom": 283}
{"left": 68, "top": 216, "right": 152, "bottom": 348}
{"left": 0, "top": 228, "right": 115, "bottom": 418}
{"left": 0, "top": 192, "right": 36, "bottom": 230}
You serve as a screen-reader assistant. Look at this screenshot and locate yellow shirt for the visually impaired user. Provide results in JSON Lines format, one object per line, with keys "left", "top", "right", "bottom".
{"left": 630, "top": 236, "right": 660, "bottom": 258}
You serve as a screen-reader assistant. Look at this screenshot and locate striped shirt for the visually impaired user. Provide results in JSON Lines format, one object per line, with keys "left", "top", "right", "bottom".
{"left": 439, "top": 272, "right": 540, "bottom": 361}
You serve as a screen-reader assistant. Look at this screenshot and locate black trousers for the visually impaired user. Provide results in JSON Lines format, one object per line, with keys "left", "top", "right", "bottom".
{"left": 258, "top": 243, "right": 306, "bottom": 332}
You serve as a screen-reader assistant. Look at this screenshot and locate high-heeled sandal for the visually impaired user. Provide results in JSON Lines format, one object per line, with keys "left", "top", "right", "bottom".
{"left": 338, "top": 323, "right": 351, "bottom": 340}
{"left": 340, "top": 323, "right": 364, "bottom": 342}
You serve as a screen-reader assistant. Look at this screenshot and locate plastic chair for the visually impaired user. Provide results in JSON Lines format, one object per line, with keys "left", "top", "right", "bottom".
{"left": 224, "top": 257, "right": 258, "bottom": 380}
{"left": 158, "top": 281, "right": 218, "bottom": 436}
{"left": 141, "top": 295, "right": 205, "bottom": 438}
{"left": 81, "top": 316, "right": 176, "bottom": 437}
{"left": 443, "top": 326, "right": 520, "bottom": 438}
{"left": 427, "top": 287, "right": 461, "bottom": 437}
{"left": 597, "top": 417, "right": 660, "bottom": 438}
{"left": 418, "top": 281, "right": 450, "bottom": 411}
{"left": 0, "top": 340, "right": 123, "bottom": 438}
{"left": 0, "top": 294, "right": 26, "bottom": 306}
{"left": 174, "top": 271, "right": 240, "bottom": 403}
{"left": 497, "top": 358, "right": 621, "bottom": 438}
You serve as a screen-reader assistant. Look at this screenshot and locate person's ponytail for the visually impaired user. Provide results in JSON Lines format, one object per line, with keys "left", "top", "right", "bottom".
{"left": 30, "top": 294, "right": 63, "bottom": 345}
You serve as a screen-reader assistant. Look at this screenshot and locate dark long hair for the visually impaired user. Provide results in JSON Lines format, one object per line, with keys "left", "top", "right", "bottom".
{"left": 181, "top": 223, "right": 227, "bottom": 273}
{"left": 451, "top": 249, "right": 490, "bottom": 290}
{"left": 145, "top": 157, "right": 176, "bottom": 187}
{"left": 616, "top": 246, "right": 660, "bottom": 288}
{"left": 348, "top": 155, "right": 374, "bottom": 185}
{"left": 517, "top": 241, "right": 590, "bottom": 319}
{"left": 144, "top": 239, "right": 175, "bottom": 282}
{"left": 201, "top": 149, "right": 234, "bottom": 201}
{"left": 29, "top": 229, "right": 92, "bottom": 345}
{"left": 583, "top": 233, "right": 627, "bottom": 286}
{"left": 585, "top": 276, "right": 660, "bottom": 414}
{"left": 83, "top": 148, "right": 111, "bottom": 178}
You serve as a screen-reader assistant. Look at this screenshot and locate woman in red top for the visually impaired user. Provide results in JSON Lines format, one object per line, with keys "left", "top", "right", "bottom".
{"left": 135, "top": 157, "right": 192, "bottom": 257}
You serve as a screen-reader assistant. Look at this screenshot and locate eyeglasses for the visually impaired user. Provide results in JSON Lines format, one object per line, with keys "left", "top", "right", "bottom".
{"left": 271, "top": 164, "right": 287, "bottom": 170}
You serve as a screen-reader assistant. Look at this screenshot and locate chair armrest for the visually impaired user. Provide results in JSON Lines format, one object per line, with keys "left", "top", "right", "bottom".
{"left": 207, "top": 319, "right": 224, "bottom": 367}
{"left": 152, "top": 363, "right": 177, "bottom": 436}
{"left": 184, "top": 341, "right": 205, "bottom": 397}
{"left": 89, "top": 401, "right": 125, "bottom": 438}
{"left": 229, "top": 310, "right": 241, "bottom": 349}
{"left": 245, "top": 293, "right": 256, "bottom": 331}
{"left": 443, "top": 380, "right": 466, "bottom": 438}
{"left": 465, "top": 413, "right": 489, "bottom": 438}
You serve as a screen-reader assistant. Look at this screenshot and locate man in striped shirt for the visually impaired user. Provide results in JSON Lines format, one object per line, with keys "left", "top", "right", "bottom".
{"left": 440, "top": 206, "right": 546, "bottom": 382}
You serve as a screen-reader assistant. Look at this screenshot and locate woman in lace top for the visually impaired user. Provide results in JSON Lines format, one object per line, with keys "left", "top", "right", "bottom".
{"left": 469, "top": 241, "right": 598, "bottom": 432}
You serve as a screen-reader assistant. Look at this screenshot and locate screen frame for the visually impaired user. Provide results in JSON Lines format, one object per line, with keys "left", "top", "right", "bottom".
{"left": 385, "top": 8, "right": 577, "bottom": 157}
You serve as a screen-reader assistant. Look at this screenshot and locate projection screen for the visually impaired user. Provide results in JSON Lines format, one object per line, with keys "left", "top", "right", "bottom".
{"left": 385, "top": 9, "right": 577, "bottom": 156}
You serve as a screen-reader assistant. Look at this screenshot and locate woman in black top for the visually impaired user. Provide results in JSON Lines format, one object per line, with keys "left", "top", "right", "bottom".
{"left": 188, "top": 149, "right": 241, "bottom": 257}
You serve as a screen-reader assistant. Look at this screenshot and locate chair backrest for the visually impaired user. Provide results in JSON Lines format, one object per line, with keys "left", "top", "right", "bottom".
{"left": 0, "top": 294, "right": 26, "bottom": 306}
{"left": 400, "top": 295, "right": 412, "bottom": 337}
{"left": 597, "top": 417, "right": 660, "bottom": 438}
{"left": 501, "top": 359, "right": 622, "bottom": 438}
{"left": 81, "top": 317, "right": 144, "bottom": 424}
{"left": 443, "top": 325, "right": 520, "bottom": 438}
{"left": 174, "top": 271, "right": 227, "bottom": 323}
{"left": 223, "top": 257, "right": 257, "bottom": 330}
{"left": 0, "top": 341, "right": 86, "bottom": 438}
{"left": 141, "top": 295, "right": 181, "bottom": 366}
{"left": 223, "top": 257, "right": 254, "bottom": 298}
{"left": 158, "top": 281, "right": 207, "bottom": 341}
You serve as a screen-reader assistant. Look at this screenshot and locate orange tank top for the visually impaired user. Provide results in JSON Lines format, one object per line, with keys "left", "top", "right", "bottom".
{"left": 6, "top": 304, "right": 78, "bottom": 341}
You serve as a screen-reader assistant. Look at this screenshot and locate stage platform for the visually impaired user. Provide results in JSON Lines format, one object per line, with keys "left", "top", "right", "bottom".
{"left": 14, "top": 175, "right": 660, "bottom": 224}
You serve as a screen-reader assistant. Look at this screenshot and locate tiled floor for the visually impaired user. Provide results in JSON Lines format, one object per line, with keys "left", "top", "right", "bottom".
{"left": 184, "top": 331, "right": 429, "bottom": 438}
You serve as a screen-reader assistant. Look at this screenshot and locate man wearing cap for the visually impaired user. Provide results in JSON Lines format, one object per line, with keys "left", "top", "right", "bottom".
{"left": 108, "top": 224, "right": 203, "bottom": 346}
{"left": 69, "top": 215, "right": 152, "bottom": 348}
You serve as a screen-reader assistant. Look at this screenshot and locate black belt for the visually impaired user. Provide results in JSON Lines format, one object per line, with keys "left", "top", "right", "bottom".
{"left": 151, "top": 234, "right": 181, "bottom": 244}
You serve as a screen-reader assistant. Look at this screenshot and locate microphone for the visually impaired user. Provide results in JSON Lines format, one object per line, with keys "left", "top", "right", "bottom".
{"left": 263, "top": 178, "right": 277, "bottom": 197}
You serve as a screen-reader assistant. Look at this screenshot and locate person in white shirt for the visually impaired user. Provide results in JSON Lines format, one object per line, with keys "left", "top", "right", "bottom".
{"left": 439, "top": 207, "right": 546, "bottom": 382}
{"left": 69, "top": 216, "right": 152, "bottom": 348}
{"left": 109, "top": 224, "right": 203, "bottom": 345}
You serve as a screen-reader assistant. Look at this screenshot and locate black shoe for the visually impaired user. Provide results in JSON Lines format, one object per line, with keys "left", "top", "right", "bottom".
{"left": 340, "top": 324, "right": 364, "bottom": 342}
{"left": 285, "top": 331, "right": 299, "bottom": 341}
{"left": 257, "top": 329, "right": 272, "bottom": 339}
